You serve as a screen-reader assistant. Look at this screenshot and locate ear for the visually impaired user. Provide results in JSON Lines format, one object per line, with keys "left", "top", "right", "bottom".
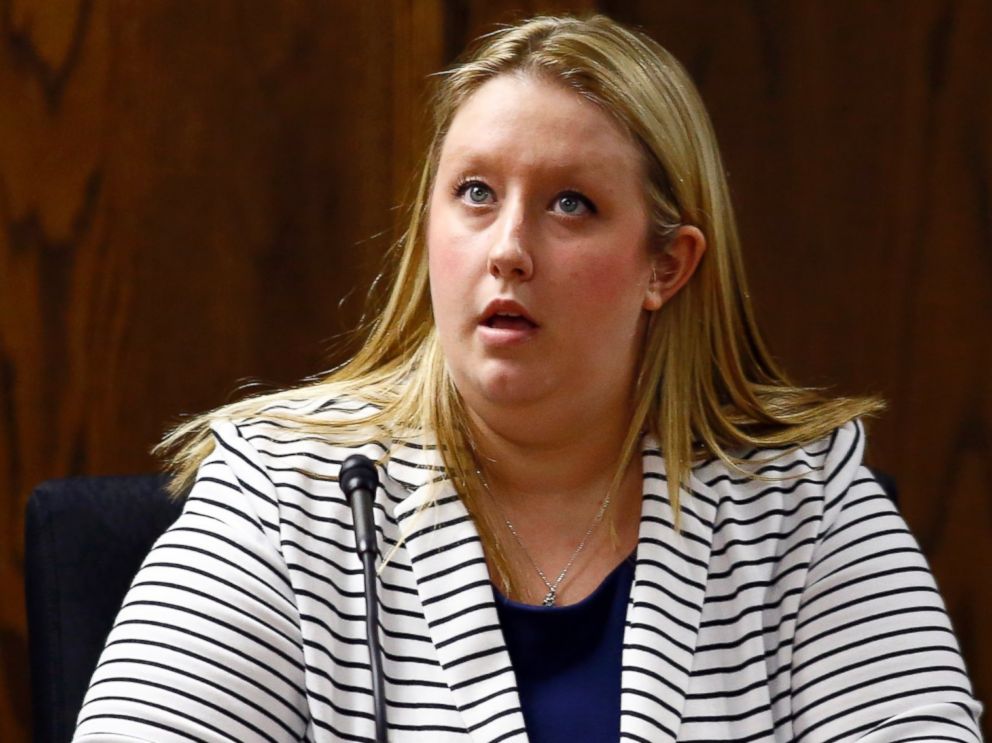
{"left": 643, "top": 225, "right": 707, "bottom": 311}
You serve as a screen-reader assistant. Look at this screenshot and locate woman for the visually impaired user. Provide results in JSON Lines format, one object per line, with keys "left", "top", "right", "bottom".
{"left": 74, "top": 14, "right": 982, "bottom": 743}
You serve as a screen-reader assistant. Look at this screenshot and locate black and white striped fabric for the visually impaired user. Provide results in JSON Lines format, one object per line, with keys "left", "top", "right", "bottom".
{"left": 74, "top": 397, "right": 983, "bottom": 742}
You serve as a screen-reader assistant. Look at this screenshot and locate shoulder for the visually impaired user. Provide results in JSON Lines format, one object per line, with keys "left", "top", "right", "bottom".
{"left": 232, "top": 391, "right": 384, "bottom": 436}
{"left": 204, "top": 390, "right": 393, "bottom": 481}
{"left": 690, "top": 419, "right": 872, "bottom": 532}
{"left": 694, "top": 418, "right": 865, "bottom": 488}
{"left": 213, "top": 390, "right": 387, "bottom": 457}
{"left": 186, "top": 391, "right": 385, "bottom": 504}
{"left": 201, "top": 390, "right": 434, "bottom": 520}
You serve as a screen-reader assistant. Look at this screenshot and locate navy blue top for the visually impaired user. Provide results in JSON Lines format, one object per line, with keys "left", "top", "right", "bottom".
{"left": 493, "top": 553, "right": 636, "bottom": 742}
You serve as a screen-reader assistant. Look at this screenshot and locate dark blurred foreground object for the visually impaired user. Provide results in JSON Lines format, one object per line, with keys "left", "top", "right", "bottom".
{"left": 23, "top": 469, "right": 897, "bottom": 743}
{"left": 24, "top": 476, "right": 180, "bottom": 743}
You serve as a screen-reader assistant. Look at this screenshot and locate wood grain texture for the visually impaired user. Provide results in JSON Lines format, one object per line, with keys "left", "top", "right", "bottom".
{"left": 0, "top": 1, "right": 444, "bottom": 739}
{"left": 1, "top": 0, "right": 988, "bottom": 740}
{"left": 603, "top": 0, "right": 992, "bottom": 731}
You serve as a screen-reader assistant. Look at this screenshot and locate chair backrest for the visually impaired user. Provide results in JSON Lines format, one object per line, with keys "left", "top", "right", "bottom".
{"left": 24, "top": 475, "right": 182, "bottom": 743}
{"left": 869, "top": 467, "right": 899, "bottom": 507}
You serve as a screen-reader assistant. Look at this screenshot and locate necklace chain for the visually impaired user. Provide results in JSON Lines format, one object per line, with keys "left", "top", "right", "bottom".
{"left": 476, "top": 469, "right": 611, "bottom": 606}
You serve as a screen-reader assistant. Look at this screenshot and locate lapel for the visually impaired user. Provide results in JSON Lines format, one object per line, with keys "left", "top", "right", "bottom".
{"left": 382, "top": 435, "right": 716, "bottom": 743}
{"left": 619, "top": 435, "right": 716, "bottom": 741}
{"left": 386, "top": 442, "right": 529, "bottom": 742}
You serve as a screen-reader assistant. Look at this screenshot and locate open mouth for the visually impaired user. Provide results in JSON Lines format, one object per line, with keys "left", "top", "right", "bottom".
{"left": 483, "top": 312, "right": 538, "bottom": 330}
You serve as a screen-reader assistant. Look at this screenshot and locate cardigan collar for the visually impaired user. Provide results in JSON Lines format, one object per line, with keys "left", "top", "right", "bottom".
{"left": 385, "top": 435, "right": 716, "bottom": 742}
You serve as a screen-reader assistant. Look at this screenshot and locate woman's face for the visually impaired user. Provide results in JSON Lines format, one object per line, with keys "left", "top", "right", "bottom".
{"left": 427, "top": 73, "right": 661, "bottom": 422}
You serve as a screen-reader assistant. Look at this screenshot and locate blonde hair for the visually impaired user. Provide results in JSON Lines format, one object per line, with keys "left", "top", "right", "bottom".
{"left": 157, "top": 14, "right": 883, "bottom": 596}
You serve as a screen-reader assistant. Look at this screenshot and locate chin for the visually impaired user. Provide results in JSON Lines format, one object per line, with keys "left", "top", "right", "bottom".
{"left": 458, "top": 363, "right": 551, "bottom": 411}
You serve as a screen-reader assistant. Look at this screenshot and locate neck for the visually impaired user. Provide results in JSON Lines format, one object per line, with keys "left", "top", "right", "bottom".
{"left": 465, "top": 395, "right": 645, "bottom": 606}
{"left": 466, "top": 394, "right": 636, "bottom": 511}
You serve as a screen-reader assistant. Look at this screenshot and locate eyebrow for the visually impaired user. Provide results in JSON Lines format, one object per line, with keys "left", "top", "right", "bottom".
{"left": 439, "top": 150, "right": 628, "bottom": 181}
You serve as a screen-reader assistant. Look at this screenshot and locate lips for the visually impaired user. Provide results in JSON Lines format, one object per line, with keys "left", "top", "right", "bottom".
{"left": 477, "top": 298, "right": 539, "bottom": 346}
{"left": 479, "top": 298, "right": 539, "bottom": 328}
{"left": 485, "top": 314, "right": 536, "bottom": 330}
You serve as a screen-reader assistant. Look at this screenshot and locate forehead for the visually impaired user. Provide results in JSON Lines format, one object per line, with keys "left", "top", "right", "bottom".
{"left": 439, "top": 73, "right": 644, "bottom": 179}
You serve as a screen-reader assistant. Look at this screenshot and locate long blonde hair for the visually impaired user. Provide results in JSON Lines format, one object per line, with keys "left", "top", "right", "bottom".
{"left": 157, "top": 14, "right": 883, "bottom": 594}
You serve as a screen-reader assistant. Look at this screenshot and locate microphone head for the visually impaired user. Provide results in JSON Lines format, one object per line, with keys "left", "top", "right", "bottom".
{"left": 339, "top": 454, "right": 380, "bottom": 499}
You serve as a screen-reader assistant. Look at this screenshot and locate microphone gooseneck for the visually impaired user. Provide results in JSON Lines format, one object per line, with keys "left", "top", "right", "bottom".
{"left": 339, "top": 454, "right": 387, "bottom": 743}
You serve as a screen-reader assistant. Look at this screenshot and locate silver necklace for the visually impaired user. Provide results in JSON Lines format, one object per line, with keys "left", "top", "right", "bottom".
{"left": 476, "top": 469, "right": 611, "bottom": 607}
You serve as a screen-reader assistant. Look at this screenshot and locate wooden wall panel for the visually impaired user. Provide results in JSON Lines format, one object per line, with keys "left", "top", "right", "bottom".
{"left": 1, "top": 1, "right": 988, "bottom": 740}
{"left": 603, "top": 0, "right": 992, "bottom": 730}
{"left": 0, "top": 1, "right": 444, "bottom": 739}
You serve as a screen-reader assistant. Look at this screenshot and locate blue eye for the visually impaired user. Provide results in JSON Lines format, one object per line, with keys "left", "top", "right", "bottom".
{"left": 554, "top": 192, "right": 595, "bottom": 216}
{"left": 455, "top": 180, "right": 493, "bottom": 205}
{"left": 468, "top": 184, "right": 491, "bottom": 203}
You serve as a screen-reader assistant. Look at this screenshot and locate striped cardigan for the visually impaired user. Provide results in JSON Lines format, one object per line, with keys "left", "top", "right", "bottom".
{"left": 74, "top": 397, "right": 983, "bottom": 742}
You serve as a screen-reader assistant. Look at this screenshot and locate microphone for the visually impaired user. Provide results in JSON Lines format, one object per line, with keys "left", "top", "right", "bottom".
{"left": 339, "top": 454, "right": 388, "bottom": 742}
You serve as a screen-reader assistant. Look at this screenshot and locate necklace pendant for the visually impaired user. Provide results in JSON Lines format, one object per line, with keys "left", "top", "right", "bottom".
{"left": 542, "top": 587, "right": 557, "bottom": 607}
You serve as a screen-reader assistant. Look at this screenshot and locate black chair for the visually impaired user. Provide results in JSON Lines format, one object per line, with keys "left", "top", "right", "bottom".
{"left": 24, "top": 475, "right": 181, "bottom": 743}
{"left": 871, "top": 468, "right": 899, "bottom": 507}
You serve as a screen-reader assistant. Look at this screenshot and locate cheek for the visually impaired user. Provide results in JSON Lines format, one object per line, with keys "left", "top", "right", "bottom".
{"left": 552, "top": 243, "right": 651, "bottom": 349}
{"left": 427, "top": 213, "right": 477, "bottom": 318}
{"left": 428, "top": 248, "right": 466, "bottom": 314}
{"left": 565, "top": 248, "right": 648, "bottom": 309}
{"left": 428, "top": 240, "right": 463, "bottom": 284}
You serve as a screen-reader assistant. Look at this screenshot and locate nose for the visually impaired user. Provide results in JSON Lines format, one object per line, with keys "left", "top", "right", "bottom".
{"left": 487, "top": 204, "right": 534, "bottom": 281}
